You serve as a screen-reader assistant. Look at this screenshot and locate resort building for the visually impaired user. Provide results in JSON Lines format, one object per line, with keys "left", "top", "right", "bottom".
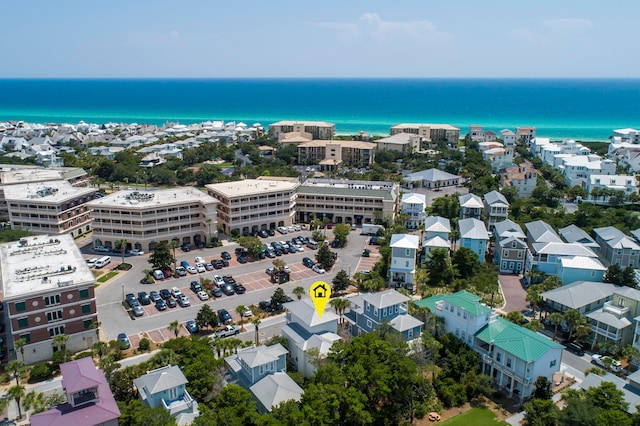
{"left": 269, "top": 121, "right": 335, "bottom": 140}
{"left": 585, "top": 174, "right": 639, "bottom": 201}
{"left": 516, "top": 126, "right": 536, "bottom": 145}
{"left": 389, "top": 234, "right": 420, "bottom": 292}
{"left": 207, "top": 177, "right": 298, "bottom": 236}
{"left": 500, "top": 165, "right": 537, "bottom": 198}
{"left": 4, "top": 180, "right": 97, "bottom": 237}
{"left": 281, "top": 298, "right": 340, "bottom": 378}
{"left": 375, "top": 133, "right": 422, "bottom": 154}
{"left": 297, "top": 140, "right": 375, "bottom": 169}
{"left": 400, "top": 193, "right": 426, "bottom": 229}
{"left": 88, "top": 188, "right": 218, "bottom": 252}
{"left": 0, "top": 234, "right": 99, "bottom": 364}
{"left": 133, "top": 365, "right": 199, "bottom": 424}
{"left": 500, "top": 129, "right": 516, "bottom": 146}
{"left": 295, "top": 178, "right": 399, "bottom": 226}
{"left": 390, "top": 123, "right": 460, "bottom": 146}
{"left": 30, "top": 357, "right": 120, "bottom": 426}
{"left": 612, "top": 128, "right": 640, "bottom": 144}
{"left": 469, "top": 125, "right": 485, "bottom": 142}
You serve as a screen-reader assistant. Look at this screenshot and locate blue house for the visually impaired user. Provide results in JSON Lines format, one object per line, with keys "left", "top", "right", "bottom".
{"left": 345, "top": 289, "right": 423, "bottom": 342}
{"left": 459, "top": 218, "right": 489, "bottom": 262}
{"left": 133, "top": 365, "right": 199, "bottom": 424}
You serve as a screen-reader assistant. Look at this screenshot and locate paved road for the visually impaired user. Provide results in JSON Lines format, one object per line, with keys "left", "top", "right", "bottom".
{"left": 498, "top": 273, "right": 528, "bottom": 314}
{"left": 91, "top": 230, "right": 371, "bottom": 343}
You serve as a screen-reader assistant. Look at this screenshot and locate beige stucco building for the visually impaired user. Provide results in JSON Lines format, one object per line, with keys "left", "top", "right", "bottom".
{"left": 87, "top": 188, "right": 218, "bottom": 251}
{"left": 390, "top": 123, "right": 460, "bottom": 146}
{"left": 206, "top": 178, "right": 299, "bottom": 235}
{"left": 297, "top": 140, "right": 375, "bottom": 169}
{"left": 269, "top": 121, "right": 335, "bottom": 141}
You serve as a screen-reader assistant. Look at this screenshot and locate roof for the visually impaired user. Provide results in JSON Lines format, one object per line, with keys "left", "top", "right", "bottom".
{"left": 424, "top": 216, "right": 451, "bottom": 233}
{"left": 133, "top": 365, "right": 188, "bottom": 395}
{"left": 559, "top": 256, "right": 606, "bottom": 270}
{"left": 526, "top": 220, "right": 562, "bottom": 244}
{"left": 493, "top": 219, "right": 525, "bottom": 240}
{"left": 498, "top": 236, "right": 527, "bottom": 249}
{"left": 580, "top": 372, "right": 640, "bottom": 414}
{"left": 3, "top": 179, "right": 96, "bottom": 203}
{"left": 87, "top": 187, "right": 218, "bottom": 209}
{"left": 376, "top": 133, "right": 417, "bottom": 145}
{"left": 401, "top": 192, "right": 426, "bottom": 205}
{"left": 416, "top": 290, "right": 492, "bottom": 317}
{"left": 586, "top": 309, "right": 633, "bottom": 329}
{"left": 614, "top": 286, "right": 640, "bottom": 300}
{"left": 206, "top": 178, "right": 299, "bottom": 198}
{"left": 391, "top": 123, "right": 459, "bottom": 131}
{"left": 361, "top": 289, "right": 410, "bottom": 309}
{"left": 283, "top": 298, "right": 339, "bottom": 327}
{"left": 405, "top": 168, "right": 461, "bottom": 183}
{"left": 475, "top": 317, "right": 563, "bottom": 362}
{"left": 390, "top": 234, "right": 420, "bottom": 249}
{"left": 459, "top": 193, "right": 484, "bottom": 209}
{"left": 459, "top": 218, "right": 489, "bottom": 240}
{"left": 390, "top": 314, "right": 424, "bottom": 332}
{"left": 61, "top": 357, "right": 104, "bottom": 394}
{"left": 531, "top": 242, "right": 597, "bottom": 257}
{"left": 484, "top": 190, "right": 509, "bottom": 206}
{"left": 593, "top": 227, "right": 640, "bottom": 250}
{"left": 424, "top": 235, "right": 450, "bottom": 248}
{"left": 558, "top": 224, "right": 599, "bottom": 248}
{"left": 249, "top": 372, "right": 303, "bottom": 412}
{"left": 541, "top": 281, "right": 617, "bottom": 309}
{"left": 232, "top": 343, "right": 288, "bottom": 369}
{"left": 298, "top": 179, "right": 398, "bottom": 201}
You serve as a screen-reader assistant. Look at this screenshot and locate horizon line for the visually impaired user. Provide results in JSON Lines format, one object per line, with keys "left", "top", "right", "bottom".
{"left": 2, "top": 76, "right": 640, "bottom": 81}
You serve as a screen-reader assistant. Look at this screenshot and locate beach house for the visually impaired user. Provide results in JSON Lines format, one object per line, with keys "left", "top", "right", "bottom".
{"left": 423, "top": 216, "right": 451, "bottom": 257}
{"left": 389, "top": 234, "right": 420, "bottom": 291}
{"left": 458, "top": 218, "right": 489, "bottom": 262}
{"left": 400, "top": 193, "right": 426, "bottom": 229}
{"left": 458, "top": 193, "right": 483, "bottom": 220}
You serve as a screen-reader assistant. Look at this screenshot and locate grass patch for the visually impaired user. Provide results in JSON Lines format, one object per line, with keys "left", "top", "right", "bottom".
{"left": 96, "top": 271, "right": 118, "bottom": 283}
{"left": 439, "top": 407, "right": 508, "bottom": 426}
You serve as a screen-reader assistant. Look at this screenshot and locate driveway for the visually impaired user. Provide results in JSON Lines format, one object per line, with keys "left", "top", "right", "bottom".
{"left": 498, "top": 273, "right": 528, "bottom": 314}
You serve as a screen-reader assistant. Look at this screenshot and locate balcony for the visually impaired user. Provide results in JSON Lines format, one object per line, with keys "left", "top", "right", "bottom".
{"left": 162, "top": 390, "right": 195, "bottom": 416}
{"left": 603, "top": 301, "right": 630, "bottom": 317}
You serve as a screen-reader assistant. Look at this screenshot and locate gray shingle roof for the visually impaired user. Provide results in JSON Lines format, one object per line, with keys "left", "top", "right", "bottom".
{"left": 459, "top": 193, "right": 484, "bottom": 209}
{"left": 249, "top": 373, "right": 303, "bottom": 412}
{"left": 459, "top": 218, "right": 489, "bottom": 240}
{"left": 493, "top": 219, "right": 525, "bottom": 240}
{"left": 133, "top": 365, "right": 187, "bottom": 395}
{"left": 361, "top": 289, "right": 409, "bottom": 309}
{"left": 558, "top": 224, "right": 599, "bottom": 248}
{"left": 484, "top": 190, "right": 509, "bottom": 206}
{"left": 526, "top": 220, "right": 562, "bottom": 243}
{"left": 424, "top": 216, "right": 451, "bottom": 233}
{"left": 405, "top": 168, "right": 461, "bottom": 183}
{"left": 580, "top": 372, "right": 640, "bottom": 414}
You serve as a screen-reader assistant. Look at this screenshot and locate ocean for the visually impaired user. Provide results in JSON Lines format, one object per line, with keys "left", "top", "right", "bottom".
{"left": 1, "top": 78, "right": 639, "bottom": 141}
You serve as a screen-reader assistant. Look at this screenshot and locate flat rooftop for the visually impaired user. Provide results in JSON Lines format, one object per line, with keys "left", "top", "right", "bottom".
{"left": 206, "top": 179, "right": 299, "bottom": 198}
{"left": 0, "top": 234, "right": 95, "bottom": 299}
{"left": 3, "top": 180, "right": 96, "bottom": 203}
{"left": 0, "top": 165, "right": 86, "bottom": 185}
{"left": 391, "top": 123, "right": 459, "bottom": 130}
{"left": 87, "top": 187, "right": 217, "bottom": 209}
{"left": 300, "top": 178, "right": 396, "bottom": 191}
{"left": 270, "top": 120, "right": 334, "bottom": 127}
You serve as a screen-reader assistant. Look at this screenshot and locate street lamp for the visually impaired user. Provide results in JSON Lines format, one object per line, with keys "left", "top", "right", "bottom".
{"left": 122, "top": 283, "right": 125, "bottom": 301}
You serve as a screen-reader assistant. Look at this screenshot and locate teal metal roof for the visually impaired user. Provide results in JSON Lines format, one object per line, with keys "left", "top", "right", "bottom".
{"left": 415, "top": 290, "right": 492, "bottom": 317}
{"left": 475, "top": 317, "right": 563, "bottom": 362}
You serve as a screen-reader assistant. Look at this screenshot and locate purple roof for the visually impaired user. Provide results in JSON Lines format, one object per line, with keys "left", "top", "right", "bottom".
{"left": 30, "top": 358, "right": 120, "bottom": 426}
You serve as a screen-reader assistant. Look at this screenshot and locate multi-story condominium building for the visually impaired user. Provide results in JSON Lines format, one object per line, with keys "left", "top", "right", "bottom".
{"left": 612, "top": 128, "right": 640, "bottom": 144}
{"left": 459, "top": 218, "right": 489, "bottom": 262}
{"left": 281, "top": 298, "right": 340, "bottom": 378}
{"left": 4, "top": 180, "right": 97, "bottom": 238}
{"left": 608, "top": 144, "right": 640, "bottom": 173}
{"left": 297, "top": 140, "right": 375, "bottom": 169}
{"left": 560, "top": 157, "right": 616, "bottom": 188}
{"left": 269, "top": 121, "right": 335, "bottom": 140}
{"left": 483, "top": 190, "right": 509, "bottom": 229}
{"left": 207, "top": 178, "right": 298, "bottom": 236}
{"left": 500, "top": 129, "right": 516, "bottom": 146}
{"left": 375, "top": 133, "right": 422, "bottom": 154}
{"left": 389, "top": 234, "right": 420, "bottom": 292}
{"left": 295, "top": 178, "right": 398, "bottom": 226}
{"left": 404, "top": 168, "right": 462, "bottom": 189}
{"left": 586, "top": 174, "right": 639, "bottom": 201}
{"left": 516, "top": 126, "right": 536, "bottom": 145}
{"left": 469, "top": 125, "right": 485, "bottom": 142}
{"left": 400, "top": 193, "right": 426, "bottom": 229}
{"left": 423, "top": 216, "right": 451, "bottom": 257}
{"left": 390, "top": 123, "right": 460, "bottom": 146}
{"left": 588, "top": 287, "right": 640, "bottom": 351}
{"left": 483, "top": 146, "right": 514, "bottom": 172}
{"left": 541, "top": 280, "right": 616, "bottom": 317}
{"left": 500, "top": 165, "right": 537, "bottom": 198}
{"left": 458, "top": 193, "right": 483, "bottom": 220}
{"left": 0, "top": 235, "right": 99, "bottom": 364}
{"left": 593, "top": 226, "right": 640, "bottom": 268}
{"left": 31, "top": 357, "right": 120, "bottom": 426}
{"left": 345, "top": 289, "right": 422, "bottom": 342}
{"left": 417, "top": 290, "right": 563, "bottom": 404}
{"left": 225, "top": 344, "right": 303, "bottom": 413}
{"left": 88, "top": 188, "right": 218, "bottom": 252}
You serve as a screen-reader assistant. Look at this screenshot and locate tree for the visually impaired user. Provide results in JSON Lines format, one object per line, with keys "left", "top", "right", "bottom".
{"left": 196, "top": 305, "right": 219, "bottom": 330}
{"left": 532, "top": 376, "right": 553, "bottom": 400}
{"left": 149, "top": 243, "right": 174, "bottom": 271}
{"left": 271, "top": 287, "right": 287, "bottom": 307}
{"left": 272, "top": 258, "right": 286, "bottom": 272}
{"left": 603, "top": 264, "right": 624, "bottom": 285}
{"left": 621, "top": 266, "right": 637, "bottom": 288}
{"left": 235, "top": 305, "right": 247, "bottom": 331}
{"left": 329, "top": 298, "right": 350, "bottom": 325}
{"left": 548, "top": 312, "right": 564, "bottom": 342}
{"left": 6, "top": 360, "right": 26, "bottom": 386}
{"left": 564, "top": 309, "right": 586, "bottom": 342}
{"left": 506, "top": 311, "right": 526, "bottom": 325}
{"left": 623, "top": 345, "right": 640, "bottom": 373}
{"left": 167, "top": 239, "right": 179, "bottom": 274}
{"left": 52, "top": 333, "right": 70, "bottom": 363}
{"left": 526, "top": 284, "right": 544, "bottom": 320}
{"left": 425, "top": 248, "right": 457, "bottom": 287}
{"left": 168, "top": 320, "right": 181, "bottom": 338}
{"left": 14, "top": 338, "right": 27, "bottom": 364}
{"left": 92, "top": 340, "right": 110, "bottom": 361}
{"left": 238, "top": 236, "right": 263, "bottom": 259}
{"left": 525, "top": 319, "right": 544, "bottom": 333}
{"left": 4, "top": 385, "right": 26, "bottom": 420}
{"left": 332, "top": 269, "right": 350, "bottom": 294}
{"left": 293, "top": 286, "right": 305, "bottom": 300}
{"left": 115, "top": 238, "right": 128, "bottom": 265}
{"left": 316, "top": 243, "right": 336, "bottom": 270}
{"left": 118, "top": 399, "right": 177, "bottom": 426}
{"left": 332, "top": 223, "right": 351, "bottom": 248}
{"left": 452, "top": 247, "right": 479, "bottom": 279}
{"left": 252, "top": 318, "right": 261, "bottom": 345}
{"left": 523, "top": 398, "right": 560, "bottom": 426}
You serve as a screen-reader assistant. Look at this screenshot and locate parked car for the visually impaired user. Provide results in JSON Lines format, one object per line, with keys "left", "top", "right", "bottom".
{"left": 237, "top": 256, "right": 247, "bottom": 264}
{"left": 166, "top": 298, "right": 177, "bottom": 308}
{"left": 312, "top": 265, "right": 326, "bottom": 274}
{"left": 215, "top": 325, "right": 240, "bottom": 338}
{"left": 214, "top": 275, "right": 225, "bottom": 287}
{"left": 234, "top": 285, "right": 246, "bottom": 294}
{"left": 212, "top": 287, "right": 223, "bottom": 298}
{"left": 149, "top": 291, "right": 161, "bottom": 303}
{"left": 221, "top": 251, "right": 231, "bottom": 260}
{"left": 125, "top": 293, "right": 137, "bottom": 308}
{"left": 129, "top": 249, "right": 144, "bottom": 256}
{"left": 163, "top": 268, "right": 173, "bottom": 278}
{"left": 566, "top": 342, "right": 585, "bottom": 356}
{"left": 181, "top": 244, "right": 191, "bottom": 252}
{"left": 266, "top": 250, "right": 276, "bottom": 258}
{"left": 171, "top": 287, "right": 183, "bottom": 298}
{"left": 159, "top": 289, "right": 171, "bottom": 300}
{"left": 155, "top": 299, "right": 167, "bottom": 311}
{"left": 223, "top": 275, "right": 236, "bottom": 284}
{"left": 258, "top": 301, "right": 273, "bottom": 312}
{"left": 266, "top": 267, "right": 276, "bottom": 276}
{"left": 197, "top": 291, "right": 210, "bottom": 301}
{"left": 221, "top": 285, "right": 235, "bottom": 296}
{"left": 176, "top": 266, "right": 187, "bottom": 276}
{"left": 195, "top": 256, "right": 205, "bottom": 264}
{"left": 591, "top": 354, "right": 622, "bottom": 372}
{"left": 186, "top": 320, "right": 199, "bottom": 333}
{"left": 132, "top": 304, "right": 144, "bottom": 317}
{"left": 242, "top": 307, "right": 253, "bottom": 317}
{"left": 195, "top": 263, "right": 206, "bottom": 273}
{"left": 138, "top": 292, "right": 151, "bottom": 305}
{"left": 302, "top": 257, "right": 315, "bottom": 268}
{"left": 218, "top": 309, "right": 233, "bottom": 324}
{"left": 190, "top": 281, "right": 202, "bottom": 293}
{"left": 180, "top": 260, "right": 190, "bottom": 269}
{"left": 117, "top": 333, "right": 131, "bottom": 349}
{"left": 186, "top": 266, "right": 197, "bottom": 274}
{"left": 268, "top": 229, "right": 276, "bottom": 236}
{"left": 177, "top": 294, "right": 191, "bottom": 307}
{"left": 212, "top": 259, "right": 223, "bottom": 269}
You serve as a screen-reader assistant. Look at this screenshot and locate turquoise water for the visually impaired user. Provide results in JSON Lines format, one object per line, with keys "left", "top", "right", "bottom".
{"left": 1, "top": 78, "right": 639, "bottom": 141}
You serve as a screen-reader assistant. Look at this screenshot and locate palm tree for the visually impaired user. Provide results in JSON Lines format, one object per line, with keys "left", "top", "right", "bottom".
{"left": 52, "top": 333, "right": 70, "bottom": 363}
{"left": 206, "top": 217, "right": 213, "bottom": 244}
{"left": 329, "top": 298, "right": 350, "bottom": 325}
{"left": 167, "top": 239, "right": 179, "bottom": 273}
{"left": 548, "top": 312, "right": 564, "bottom": 342}
{"left": 115, "top": 238, "right": 128, "bottom": 265}
{"left": 6, "top": 360, "right": 25, "bottom": 386}
{"left": 14, "top": 338, "right": 27, "bottom": 364}
{"left": 23, "top": 390, "right": 45, "bottom": 415}
{"left": 252, "top": 318, "right": 261, "bottom": 345}
{"left": 564, "top": 309, "right": 585, "bottom": 343}
{"left": 622, "top": 345, "right": 640, "bottom": 374}
{"left": 272, "top": 258, "right": 286, "bottom": 272}
{"left": 90, "top": 321, "right": 102, "bottom": 342}
{"left": 293, "top": 286, "right": 305, "bottom": 300}
{"left": 235, "top": 305, "right": 247, "bottom": 331}
{"left": 6, "top": 385, "right": 25, "bottom": 420}
{"left": 168, "top": 320, "right": 181, "bottom": 338}
{"left": 426, "top": 314, "right": 445, "bottom": 338}
{"left": 92, "top": 341, "right": 110, "bottom": 360}
{"left": 227, "top": 338, "right": 243, "bottom": 354}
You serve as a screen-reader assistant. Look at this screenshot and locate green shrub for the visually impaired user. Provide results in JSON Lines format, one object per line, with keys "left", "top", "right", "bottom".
{"left": 74, "top": 351, "right": 94, "bottom": 360}
{"left": 29, "top": 363, "right": 53, "bottom": 381}
{"left": 51, "top": 350, "right": 73, "bottom": 367}
{"left": 139, "top": 338, "right": 151, "bottom": 352}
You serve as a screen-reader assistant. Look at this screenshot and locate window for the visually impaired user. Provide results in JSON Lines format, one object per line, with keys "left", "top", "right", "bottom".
{"left": 408, "top": 329, "right": 414, "bottom": 339}
{"left": 367, "top": 320, "right": 372, "bottom": 329}
{"left": 47, "top": 310, "right": 63, "bottom": 323}
{"left": 48, "top": 325, "right": 65, "bottom": 337}
{"left": 44, "top": 295, "right": 61, "bottom": 306}
{"left": 591, "top": 270, "right": 597, "bottom": 277}
{"left": 405, "top": 261, "right": 409, "bottom": 268}
{"left": 517, "top": 251, "right": 523, "bottom": 258}
{"left": 15, "top": 302, "right": 25, "bottom": 312}
{"left": 81, "top": 304, "right": 91, "bottom": 314}
{"left": 506, "top": 358, "right": 512, "bottom": 368}
{"left": 496, "top": 353, "right": 502, "bottom": 363}
{"left": 20, "top": 333, "right": 30, "bottom": 343}
{"left": 374, "top": 308, "right": 378, "bottom": 317}
{"left": 382, "top": 308, "right": 387, "bottom": 317}
{"left": 259, "top": 365, "right": 264, "bottom": 375}
{"left": 455, "top": 328, "right": 459, "bottom": 337}
{"left": 83, "top": 319, "right": 93, "bottom": 329}
{"left": 17, "top": 318, "right": 28, "bottom": 328}
{"left": 366, "top": 303, "right": 371, "bottom": 312}
{"left": 461, "top": 331, "right": 466, "bottom": 341}
{"left": 463, "top": 312, "right": 468, "bottom": 320}
{"left": 618, "top": 298, "right": 626, "bottom": 308}
{"left": 405, "top": 249, "right": 411, "bottom": 256}
{"left": 79, "top": 289, "right": 89, "bottom": 299}
{"left": 504, "top": 250, "right": 510, "bottom": 257}
{"left": 550, "top": 359, "right": 556, "bottom": 368}
{"left": 457, "top": 309, "right": 461, "bottom": 317}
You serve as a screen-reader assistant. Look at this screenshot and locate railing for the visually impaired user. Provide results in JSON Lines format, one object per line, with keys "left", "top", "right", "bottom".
{"left": 161, "top": 390, "right": 194, "bottom": 416}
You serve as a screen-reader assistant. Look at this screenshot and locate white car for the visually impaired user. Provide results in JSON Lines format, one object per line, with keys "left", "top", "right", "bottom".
{"left": 187, "top": 266, "right": 197, "bottom": 274}
{"left": 195, "top": 256, "right": 205, "bottom": 264}
{"left": 279, "top": 241, "right": 289, "bottom": 249}
{"left": 283, "top": 265, "right": 292, "bottom": 273}
{"left": 195, "top": 263, "right": 206, "bottom": 273}
{"left": 129, "top": 249, "right": 144, "bottom": 256}
{"left": 242, "top": 307, "right": 253, "bottom": 317}
{"left": 197, "top": 291, "right": 210, "bottom": 301}
{"left": 591, "top": 354, "right": 622, "bottom": 372}
{"left": 312, "top": 265, "right": 326, "bottom": 274}
{"left": 300, "top": 224, "right": 308, "bottom": 230}
{"left": 293, "top": 225, "right": 301, "bottom": 231}
{"left": 213, "top": 275, "right": 225, "bottom": 287}
{"left": 171, "top": 287, "right": 183, "bottom": 298}
{"left": 178, "top": 294, "right": 191, "bottom": 307}
{"left": 295, "top": 244, "right": 304, "bottom": 252}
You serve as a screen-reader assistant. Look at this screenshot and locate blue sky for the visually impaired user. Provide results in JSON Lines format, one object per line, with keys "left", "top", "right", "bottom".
{"left": 1, "top": 1, "right": 638, "bottom": 78}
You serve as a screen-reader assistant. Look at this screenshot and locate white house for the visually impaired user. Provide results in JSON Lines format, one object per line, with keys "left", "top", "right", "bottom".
{"left": 400, "top": 193, "right": 426, "bottom": 229}
{"left": 389, "top": 234, "right": 420, "bottom": 291}
{"left": 500, "top": 129, "right": 516, "bottom": 146}
{"left": 459, "top": 193, "right": 483, "bottom": 220}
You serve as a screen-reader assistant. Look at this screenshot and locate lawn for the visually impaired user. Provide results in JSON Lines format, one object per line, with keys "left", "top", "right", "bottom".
{"left": 438, "top": 406, "right": 509, "bottom": 426}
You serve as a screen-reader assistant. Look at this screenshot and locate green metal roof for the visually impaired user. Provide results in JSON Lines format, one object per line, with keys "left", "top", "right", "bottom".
{"left": 297, "top": 185, "right": 397, "bottom": 202}
{"left": 415, "top": 290, "right": 492, "bottom": 317}
{"left": 475, "top": 317, "right": 563, "bottom": 362}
